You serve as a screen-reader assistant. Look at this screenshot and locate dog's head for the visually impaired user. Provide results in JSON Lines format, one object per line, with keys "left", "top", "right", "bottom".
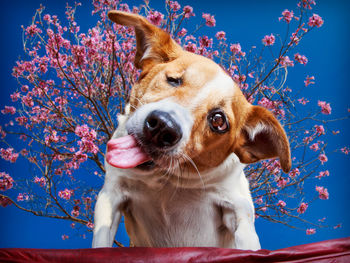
{"left": 107, "top": 11, "right": 291, "bottom": 176}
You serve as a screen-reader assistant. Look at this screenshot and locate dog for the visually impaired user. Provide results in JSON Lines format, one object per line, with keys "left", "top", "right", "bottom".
{"left": 92, "top": 10, "right": 291, "bottom": 250}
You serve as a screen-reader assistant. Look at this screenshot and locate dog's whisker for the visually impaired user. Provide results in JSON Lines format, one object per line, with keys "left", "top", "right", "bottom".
{"left": 159, "top": 156, "right": 171, "bottom": 186}
{"left": 176, "top": 158, "right": 181, "bottom": 191}
{"left": 181, "top": 153, "right": 206, "bottom": 190}
{"left": 128, "top": 104, "right": 138, "bottom": 111}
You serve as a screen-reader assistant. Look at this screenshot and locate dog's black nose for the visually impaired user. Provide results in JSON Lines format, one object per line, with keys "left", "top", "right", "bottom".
{"left": 143, "top": 110, "right": 182, "bottom": 149}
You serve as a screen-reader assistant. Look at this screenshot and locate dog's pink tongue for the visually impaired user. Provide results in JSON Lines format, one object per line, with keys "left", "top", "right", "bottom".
{"left": 106, "top": 135, "right": 151, "bottom": 169}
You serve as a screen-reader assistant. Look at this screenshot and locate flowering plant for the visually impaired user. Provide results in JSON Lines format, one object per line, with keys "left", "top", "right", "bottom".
{"left": 0, "top": 0, "right": 348, "bottom": 245}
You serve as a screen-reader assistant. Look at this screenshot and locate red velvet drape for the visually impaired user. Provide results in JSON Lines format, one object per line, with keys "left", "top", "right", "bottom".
{"left": 1, "top": 237, "right": 349, "bottom": 263}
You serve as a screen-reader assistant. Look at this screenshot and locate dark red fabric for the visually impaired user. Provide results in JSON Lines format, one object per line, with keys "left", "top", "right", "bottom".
{"left": 1, "top": 237, "right": 349, "bottom": 263}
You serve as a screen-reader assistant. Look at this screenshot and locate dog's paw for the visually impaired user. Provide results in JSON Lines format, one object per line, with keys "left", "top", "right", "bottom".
{"left": 234, "top": 226, "right": 261, "bottom": 250}
{"left": 92, "top": 226, "right": 113, "bottom": 248}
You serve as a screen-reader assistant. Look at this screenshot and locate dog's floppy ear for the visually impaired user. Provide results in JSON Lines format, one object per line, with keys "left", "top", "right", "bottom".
{"left": 233, "top": 106, "right": 291, "bottom": 173}
{"left": 108, "top": 11, "right": 183, "bottom": 69}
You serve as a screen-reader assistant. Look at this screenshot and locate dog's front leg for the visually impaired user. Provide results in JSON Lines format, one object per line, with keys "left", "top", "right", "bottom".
{"left": 221, "top": 198, "right": 261, "bottom": 250}
{"left": 92, "top": 188, "right": 123, "bottom": 248}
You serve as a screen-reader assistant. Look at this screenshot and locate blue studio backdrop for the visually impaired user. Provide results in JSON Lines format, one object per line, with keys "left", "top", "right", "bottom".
{"left": 0, "top": 0, "right": 349, "bottom": 250}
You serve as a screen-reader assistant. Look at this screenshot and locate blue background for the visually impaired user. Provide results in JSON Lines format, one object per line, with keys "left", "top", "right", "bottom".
{"left": 0, "top": 0, "right": 349, "bottom": 250}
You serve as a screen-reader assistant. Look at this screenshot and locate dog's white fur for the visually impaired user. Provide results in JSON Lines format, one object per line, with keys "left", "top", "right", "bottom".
{"left": 92, "top": 102, "right": 261, "bottom": 249}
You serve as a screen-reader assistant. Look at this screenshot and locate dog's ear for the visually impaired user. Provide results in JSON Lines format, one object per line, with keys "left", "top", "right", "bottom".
{"left": 233, "top": 105, "right": 291, "bottom": 173}
{"left": 108, "top": 11, "right": 182, "bottom": 70}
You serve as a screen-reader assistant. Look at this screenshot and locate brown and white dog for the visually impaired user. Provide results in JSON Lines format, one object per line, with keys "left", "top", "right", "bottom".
{"left": 92, "top": 11, "right": 291, "bottom": 250}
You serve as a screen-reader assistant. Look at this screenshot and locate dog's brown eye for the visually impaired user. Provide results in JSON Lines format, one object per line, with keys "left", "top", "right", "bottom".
{"left": 166, "top": 76, "right": 182, "bottom": 87}
{"left": 208, "top": 109, "right": 229, "bottom": 133}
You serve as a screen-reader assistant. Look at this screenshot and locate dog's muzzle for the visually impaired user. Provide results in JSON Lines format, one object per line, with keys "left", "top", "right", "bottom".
{"left": 106, "top": 109, "right": 184, "bottom": 170}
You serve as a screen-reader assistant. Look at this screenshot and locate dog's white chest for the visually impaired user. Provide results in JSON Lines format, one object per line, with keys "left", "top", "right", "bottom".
{"left": 120, "top": 179, "right": 234, "bottom": 247}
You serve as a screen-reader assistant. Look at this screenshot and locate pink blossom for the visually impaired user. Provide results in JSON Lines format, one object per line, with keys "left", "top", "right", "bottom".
{"left": 183, "top": 5, "right": 194, "bottom": 18}
{"left": 16, "top": 116, "right": 28, "bottom": 126}
{"left": 316, "top": 186, "right": 329, "bottom": 200}
{"left": 279, "top": 56, "right": 294, "bottom": 67}
{"left": 34, "top": 176, "right": 46, "bottom": 187}
{"left": 304, "top": 75, "right": 315, "bottom": 87}
{"left": 0, "top": 148, "right": 19, "bottom": 163}
{"left": 185, "top": 35, "right": 196, "bottom": 42}
{"left": 17, "top": 193, "right": 29, "bottom": 202}
{"left": 318, "top": 153, "right": 328, "bottom": 164}
{"left": 276, "top": 176, "right": 289, "bottom": 188}
{"left": 303, "top": 136, "right": 313, "bottom": 144}
{"left": 297, "top": 202, "right": 308, "bottom": 214}
{"left": 75, "top": 124, "right": 91, "bottom": 138}
{"left": 86, "top": 222, "right": 94, "bottom": 229}
{"left": 17, "top": 193, "right": 24, "bottom": 202}
{"left": 277, "top": 200, "right": 286, "bottom": 207}
{"left": 230, "top": 43, "right": 245, "bottom": 57}
{"left": 306, "top": 228, "right": 316, "bottom": 235}
{"left": 74, "top": 151, "right": 88, "bottom": 163}
{"left": 289, "top": 168, "right": 300, "bottom": 179}
{"left": 269, "top": 188, "right": 278, "bottom": 195}
{"left": 61, "top": 234, "right": 69, "bottom": 240}
{"left": 298, "top": 97, "right": 309, "bottom": 105}
{"left": 248, "top": 72, "right": 255, "bottom": 78}
{"left": 230, "top": 44, "right": 241, "bottom": 54}
{"left": 184, "top": 42, "right": 197, "bottom": 53}
{"left": 10, "top": 92, "right": 20, "bottom": 102}
{"left": 260, "top": 206, "right": 267, "bottom": 212}
{"left": 71, "top": 207, "right": 80, "bottom": 217}
{"left": 315, "top": 170, "right": 330, "bottom": 179}
{"left": 71, "top": 45, "right": 87, "bottom": 66}
{"left": 147, "top": 11, "right": 164, "bottom": 26}
{"left": 202, "top": 13, "right": 216, "bottom": 27}
{"left": 290, "top": 32, "right": 300, "bottom": 45}
{"left": 0, "top": 172, "right": 14, "bottom": 191}
{"left": 58, "top": 188, "right": 73, "bottom": 200}
{"left": 25, "top": 24, "right": 42, "bottom": 37}
{"left": 258, "top": 97, "right": 285, "bottom": 118}
{"left": 1, "top": 106, "right": 16, "bottom": 115}
{"left": 264, "top": 160, "right": 282, "bottom": 175}
{"left": 43, "top": 14, "right": 51, "bottom": 22}
{"left": 341, "top": 147, "right": 349, "bottom": 155}
{"left": 22, "top": 93, "right": 34, "bottom": 107}
{"left": 199, "top": 36, "right": 213, "bottom": 48}
{"left": 309, "top": 143, "right": 319, "bottom": 151}
{"left": 177, "top": 28, "right": 187, "bottom": 37}
{"left": 255, "top": 197, "right": 263, "bottom": 205}
{"left": 279, "top": 9, "right": 294, "bottom": 23}
{"left": 318, "top": 217, "right": 326, "bottom": 222}
{"left": 233, "top": 74, "right": 246, "bottom": 84}
{"left": 308, "top": 14, "right": 324, "bottom": 28}
{"left": 314, "top": 125, "right": 325, "bottom": 136}
{"left": 44, "top": 129, "right": 60, "bottom": 146}
{"left": 262, "top": 34, "right": 275, "bottom": 46}
{"left": 334, "top": 223, "right": 342, "bottom": 229}
{"left": 318, "top": 101, "right": 331, "bottom": 115}
{"left": 298, "top": 0, "right": 316, "bottom": 10}
{"left": 21, "top": 85, "right": 29, "bottom": 92}
{"left": 294, "top": 53, "right": 308, "bottom": 65}
{"left": 169, "top": 1, "right": 181, "bottom": 12}
{"left": 75, "top": 125, "right": 97, "bottom": 152}
{"left": 215, "top": 31, "right": 226, "bottom": 41}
